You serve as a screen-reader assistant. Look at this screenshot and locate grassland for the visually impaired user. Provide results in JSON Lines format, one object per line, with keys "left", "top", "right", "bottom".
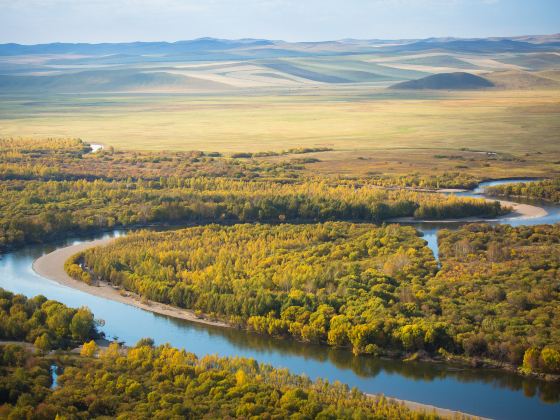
{"left": 1, "top": 88, "right": 559, "bottom": 152}
{"left": 1, "top": 87, "right": 559, "bottom": 179}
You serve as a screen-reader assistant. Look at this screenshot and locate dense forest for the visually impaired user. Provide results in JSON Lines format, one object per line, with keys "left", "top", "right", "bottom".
{"left": 0, "top": 289, "right": 432, "bottom": 419}
{"left": 0, "top": 288, "right": 98, "bottom": 351}
{"left": 68, "top": 223, "right": 560, "bottom": 374}
{"left": 0, "top": 343, "right": 435, "bottom": 419}
{"left": 0, "top": 138, "right": 505, "bottom": 252}
{"left": 436, "top": 224, "right": 560, "bottom": 375}
{"left": 485, "top": 179, "right": 560, "bottom": 203}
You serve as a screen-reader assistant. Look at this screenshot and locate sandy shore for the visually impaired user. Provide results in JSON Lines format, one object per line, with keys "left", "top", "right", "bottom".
{"left": 390, "top": 197, "right": 547, "bottom": 223}
{"left": 366, "top": 394, "right": 489, "bottom": 419}
{"left": 32, "top": 239, "right": 229, "bottom": 329}
{"left": 497, "top": 198, "right": 548, "bottom": 219}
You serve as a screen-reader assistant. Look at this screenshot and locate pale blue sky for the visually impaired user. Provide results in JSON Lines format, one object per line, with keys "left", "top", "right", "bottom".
{"left": 1, "top": 0, "right": 559, "bottom": 44}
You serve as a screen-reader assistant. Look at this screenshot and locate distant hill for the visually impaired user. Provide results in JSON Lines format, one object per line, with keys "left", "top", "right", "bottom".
{"left": 483, "top": 70, "right": 560, "bottom": 89}
{"left": 389, "top": 72, "right": 494, "bottom": 90}
{"left": 263, "top": 61, "right": 351, "bottom": 83}
{"left": 1, "top": 35, "right": 558, "bottom": 92}
{"left": 0, "top": 69, "right": 232, "bottom": 93}
{"left": 392, "top": 54, "right": 479, "bottom": 70}
{"left": 538, "top": 69, "right": 560, "bottom": 82}
{"left": 1, "top": 35, "right": 556, "bottom": 59}
{"left": 0, "top": 38, "right": 274, "bottom": 56}
{"left": 495, "top": 53, "right": 560, "bottom": 70}
{"left": 387, "top": 39, "right": 542, "bottom": 54}
{"left": 509, "top": 33, "right": 560, "bottom": 44}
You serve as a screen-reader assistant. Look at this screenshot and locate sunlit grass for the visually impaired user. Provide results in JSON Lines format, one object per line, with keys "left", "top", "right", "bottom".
{"left": 1, "top": 89, "right": 559, "bottom": 157}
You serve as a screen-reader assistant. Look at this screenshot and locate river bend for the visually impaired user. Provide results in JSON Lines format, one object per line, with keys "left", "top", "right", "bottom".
{"left": 1, "top": 179, "right": 559, "bottom": 420}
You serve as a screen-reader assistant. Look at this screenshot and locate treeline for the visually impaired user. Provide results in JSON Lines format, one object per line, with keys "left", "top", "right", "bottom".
{"left": 231, "top": 147, "right": 333, "bottom": 158}
{"left": 69, "top": 223, "right": 560, "bottom": 373}
{"left": 413, "top": 196, "right": 503, "bottom": 220}
{"left": 0, "top": 176, "right": 503, "bottom": 252}
{"left": 1, "top": 137, "right": 302, "bottom": 182}
{"left": 0, "top": 138, "right": 504, "bottom": 253}
{"left": 0, "top": 288, "right": 98, "bottom": 351}
{"left": 0, "top": 137, "right": 89, "bottom": 156}
{"left": 0, "top": 341, "right": 432, "bottom": 419}
{"left": 485, "top": 179, "right": 560, "bottom": 203}
{"left": 1, "top": 138, "right": 486, "bottom": 191}
{"left": 368, "top": 172, "right": 480, "bottom": 190}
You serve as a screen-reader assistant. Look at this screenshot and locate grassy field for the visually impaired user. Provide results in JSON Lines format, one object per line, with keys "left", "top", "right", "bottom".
{"left": 1, "top": 88, "right": 559, "bottom": 154}
{"left": 287, "top": 148, "right": 560, "bottom": 179}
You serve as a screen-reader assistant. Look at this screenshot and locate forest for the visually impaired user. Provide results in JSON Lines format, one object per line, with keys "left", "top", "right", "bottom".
{"left": 0, "top": 288, "right": 99, "bottom": 351}
{"left": 0, "top": 138, "right": 505, "bottom": 252}
{"left": 485, "top": 179, "right": 560, "bottom": 203}
{"left": 68, "top": 223, "right": 560, "bottom": 374}
{"left": 0, "top": 289, "right": 433, "bottom": 419}
{"left": 0, "top": 343, "right": 434, "bottom": 419}
{"left": 436, "top": 224, "right": 560, "bottom": 375}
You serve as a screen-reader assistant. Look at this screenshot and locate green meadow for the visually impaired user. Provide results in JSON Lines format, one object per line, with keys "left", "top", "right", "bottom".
{"left": 2, "top": 87, "right": 559, "bottom": 179}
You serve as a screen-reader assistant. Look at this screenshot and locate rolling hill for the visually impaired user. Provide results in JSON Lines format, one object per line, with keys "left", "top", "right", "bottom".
{"left": 0, "top": 35, "right": 558, "bottom": 92}
{"left": 483, "top": 69, "right": 560, "bottom": 89}
{"left": 0, "top": 69, "right": 232, "bottom": 93}
{"left": 389, "top": 72, "right": 494, "bottom": 90}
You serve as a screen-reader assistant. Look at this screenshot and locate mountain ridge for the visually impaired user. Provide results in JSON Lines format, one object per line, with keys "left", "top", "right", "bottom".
{"left": 2, "top": 34, "right": 559, "bottom": 56}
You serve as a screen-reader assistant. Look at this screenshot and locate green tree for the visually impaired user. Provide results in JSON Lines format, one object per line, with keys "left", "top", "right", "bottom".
{"left": 522, "top": 347, "right": 540, "bottom": 373}
{"left": 540, "top": 347, "right": 560, "bottom": 373}
{"left": 34, "top": 333, "right": 52, "bottom": 353}
{"left": 80, "top": 340, "right": 98, "bottom": 357}
{"left": 70, "top": 307, "right": 95, "bottom": 341}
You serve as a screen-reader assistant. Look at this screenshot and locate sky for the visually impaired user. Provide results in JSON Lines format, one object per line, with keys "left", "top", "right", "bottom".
{"left": 1, "top": 0, "right": 559, "bottom": 44}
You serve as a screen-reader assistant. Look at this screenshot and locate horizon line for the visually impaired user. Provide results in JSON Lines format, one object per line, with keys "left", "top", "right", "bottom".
{"left": 2, "top": 32, "right": 559, "bottom": 47}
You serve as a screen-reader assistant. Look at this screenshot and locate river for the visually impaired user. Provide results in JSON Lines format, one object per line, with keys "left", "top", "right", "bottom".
{"left": 0, "top": 179, "right": 559, "bottom": 420}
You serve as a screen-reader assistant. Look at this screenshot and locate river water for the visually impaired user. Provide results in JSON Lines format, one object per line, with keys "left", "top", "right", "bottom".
{"left": 0, "top": 179, "right": 559, "bottom": 420}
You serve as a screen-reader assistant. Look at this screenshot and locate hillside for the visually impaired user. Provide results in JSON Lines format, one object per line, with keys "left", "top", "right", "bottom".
{"left": 484, "top": 69, "right": 560, "bottom": 89}
{"left": 389, "top": 72, "right": 494, "bottom": 90}
{"left": 0, "top": 69, "right": 232, "bottom": 93}
{"left": 0, "top": 35, "right": 558, "bottom": 93}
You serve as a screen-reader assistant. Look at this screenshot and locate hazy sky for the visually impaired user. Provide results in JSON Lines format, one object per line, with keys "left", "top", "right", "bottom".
{"left": 1, "top": 0, "right": 559, "bottom": 44}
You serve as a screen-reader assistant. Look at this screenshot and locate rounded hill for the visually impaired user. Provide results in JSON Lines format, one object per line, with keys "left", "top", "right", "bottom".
{"left": 390, "top": 72, "right": 494, "bottom": 90}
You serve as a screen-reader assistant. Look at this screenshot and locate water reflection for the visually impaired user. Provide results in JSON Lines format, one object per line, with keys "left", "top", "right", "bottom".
{"left": 162, "top": 311, "right": 560, "bottom": 403}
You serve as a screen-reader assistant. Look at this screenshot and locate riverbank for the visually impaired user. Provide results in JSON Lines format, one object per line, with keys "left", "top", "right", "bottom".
{"left": 34, "top": 234, "right": 559, "bottom": 382}
{"left": 0, "top": 340, "right": 483, "bottom": 419}
{"left": 32, "top": 239, "right": 230, "bottom": 330}
{"left": 366, "top": 394, "right": 489, "bottom": 420}
{"left": 390, "top": 197, "right": 547, "bottom": 223}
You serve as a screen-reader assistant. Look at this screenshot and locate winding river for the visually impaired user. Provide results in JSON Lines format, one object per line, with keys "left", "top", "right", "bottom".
{"left": 1, "top": 179, "right": 559, "bottom": 419}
